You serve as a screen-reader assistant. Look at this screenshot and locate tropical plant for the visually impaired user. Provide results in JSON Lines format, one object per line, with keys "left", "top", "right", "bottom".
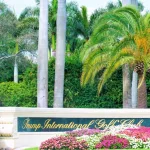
{"left": 77, "top": 6, "right": 90, "bottom": 41}
{"left": 81, "top": 6, "right": 150, "bottom": 108}
{"left": 121, "top": 0, "right": 138, "bottom": 108}
{"left": 0, "top": 1, "right": 32, "bottom": 83}
{"left": 53, "top": 0, "right": 66, "bottom": 108}
{"left": 37, "top": 0, "right": 49, "bottom": 107}
{"left": 49, "top": 0, "right": 57, "bottom": 56}
{"left": 17, "top": 6, "right": 39, "bottom": 52}
{"left": 66, "top": 1, "right": 82, "bottom": 52}
{"left": 0, "top": 1, "right": 17, "bottom": 56}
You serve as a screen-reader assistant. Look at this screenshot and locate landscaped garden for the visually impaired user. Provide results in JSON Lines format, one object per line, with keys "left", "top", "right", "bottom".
{"left": 1, "top": 0, "right": 150, "bottom": 149}
{"left": 25, "top": 125, "right": 150, "bottom": 149}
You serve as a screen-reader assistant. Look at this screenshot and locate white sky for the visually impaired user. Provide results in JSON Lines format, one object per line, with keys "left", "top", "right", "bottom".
{"left": 2, "top": 0, "right": 150, "bottom": 17}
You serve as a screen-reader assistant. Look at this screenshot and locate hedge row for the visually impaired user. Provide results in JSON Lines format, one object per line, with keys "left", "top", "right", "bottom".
{"left": 1, "top": 53, "right": 149, "bottom": 108}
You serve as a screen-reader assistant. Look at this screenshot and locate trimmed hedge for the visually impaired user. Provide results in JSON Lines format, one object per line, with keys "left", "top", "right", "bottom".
{"left": 0, "top": 53, "right": 123, "bottom": 108}
{"left": 0, "top": 82, "right": 36, "bottom": 107}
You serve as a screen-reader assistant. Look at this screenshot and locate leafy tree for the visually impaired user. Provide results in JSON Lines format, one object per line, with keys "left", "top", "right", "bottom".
{"left": 66, "top": 2, "right": 82, "bottom": 52}
{"left": 17, "top": 7, "right": 39, "bottom": 51}
{"left": 81, "top": 6, "right": 150, "bottom": 108}
{"left": 77, "top": 6, "right": 90, "bottom": 41}
{"left": 48, "top": 0, "right": 57, "bottom": 54}
{"left": 0, "top": 1, "right": 17, "bottom": 56}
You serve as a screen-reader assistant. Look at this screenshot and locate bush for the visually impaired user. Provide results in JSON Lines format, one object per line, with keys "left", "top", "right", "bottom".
{"left": 0, "top": 53, "right": 125, "bottom": 108}
{"left": 40, "top": 136, "right": 88, "bottom": 150}
{"left": 0, "top": 82, "right": 36, "bottom": 107}
{"left": 95, "top": 135, "right": 130, "bottom": 149}
{"left": 0, "top": 56, "right": 33, "bottom": 82}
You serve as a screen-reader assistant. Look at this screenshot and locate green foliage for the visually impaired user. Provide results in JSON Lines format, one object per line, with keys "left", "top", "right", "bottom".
{"left": 0, "top": 58, "right": 14, "bottom": 82}
{"left": 0, "top": 57, "right": 33, "bottom": 82}
{"left": 146, "top": 73, "right": 150, "bottom": 107}
{"left": 81, "top": 6, "right": 150, "bottom": 95}
{"left": 0, "top": 1, "right": 17, "bottom": 56}
{"left": 24, "top": 148, "right": 38, "bottom": 150}
{"left": 1, "top": 52, "right": 150, "bottom": 108}
{"left": 0, "top": 82, "right": 36, "bottom": 107}
{"left": 0, "top": 53, "right": 122, "bottom": 108}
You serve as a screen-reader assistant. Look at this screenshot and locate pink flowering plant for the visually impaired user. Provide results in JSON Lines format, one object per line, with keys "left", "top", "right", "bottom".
{"left": 66, "top": 128, "right": 101, "bottom": 137}
{"left": 119, "top": 127, "right": 150, "bottom": 141}
{"left": 95, "top": 135, "right": 130, "bottom": 149}
{"left": 40, "top": 125, "right": 150, "bottom": 150}
{"left": 40, "top": 136, "right": 88, "bottom": 150}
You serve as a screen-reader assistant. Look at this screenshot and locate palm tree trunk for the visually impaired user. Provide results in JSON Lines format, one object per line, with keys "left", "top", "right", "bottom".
{"left": 14, "top": 57, "right": 18, "bottom": 83}
{"left": 131, "top": 71, "right": 138, "bottom": 108}
{"left": 37, "top": 0, "right": 48, "bottom": 107}
{"left": 122, "top": 0, "right": 138, "bottom": 108}
{"left": 122, "top": 64, "right": 131, "bottom": 108}
{"left": 53, "top": 0, "right": 66, "bottom": 108}
{"left": 137, "top": 75, "right": 147, "bottom": 108}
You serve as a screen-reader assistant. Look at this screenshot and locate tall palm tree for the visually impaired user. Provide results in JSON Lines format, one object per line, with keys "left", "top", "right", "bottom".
{"left": 14, "top": 42, "right": 19, "bottom": 83}
{"left": 122, "top": 0, "right": 138, "bottom": 108}
{"left": 53, "top": 0, "right": 66, "bottom": 108}
{"left": 81, "top": 7, "right": 150, "bottom": 108}
{"left": 37, "top": 0, "right": 48, "bottom": 107}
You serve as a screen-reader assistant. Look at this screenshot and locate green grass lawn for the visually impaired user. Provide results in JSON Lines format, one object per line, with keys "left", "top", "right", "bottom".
{"left": 24, "top": 147, "right": 38, "bottom": 150}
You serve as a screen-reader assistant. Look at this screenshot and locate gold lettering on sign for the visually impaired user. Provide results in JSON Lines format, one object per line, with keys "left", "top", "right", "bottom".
{"left": 120, "top": 119, "right": 135, "bottom": 125}
{"left": 120, "top": 119, "right": 144, "bottom": 126}
{"left": 95, "top": 119, "right": 120, "bottom": 129}
{"left": 22, "top": 119, "right": 42, "bottom": 131}
{"left": 137, "top": 119, "right": 144, "bottom": 126}
{"left": 43, "top": 119, "right": 95, "bottom": 129}
{"left": 95, "top": 119, "right": 106, "bottom": 129}
{"left": 21, "top": 118, "right": 145, "bottom": 131}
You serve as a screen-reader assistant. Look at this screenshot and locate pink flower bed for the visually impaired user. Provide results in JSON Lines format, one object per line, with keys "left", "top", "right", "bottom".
{"left": 40, "top": 126, "right": 150, "bottom": 149}
{"left": 40, "top": 136, "right": 88, "bottom": 150}
{"left": 119, "top": 127, "right": 150, "bottom": 141}
{"left": 95, "top": 135, "right": 130, "bottom": 149}
{"left": 66, "top": 128, "right": 101, "bottom": 137}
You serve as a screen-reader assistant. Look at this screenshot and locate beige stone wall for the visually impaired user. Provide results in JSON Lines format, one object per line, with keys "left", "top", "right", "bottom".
{"left": 0, "top": 107, "right": 150, "bottom": 149}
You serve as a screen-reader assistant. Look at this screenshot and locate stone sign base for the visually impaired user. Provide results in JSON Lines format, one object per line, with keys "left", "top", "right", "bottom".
{"left": 0, "top": 107, "right": 150, "bottom": 149}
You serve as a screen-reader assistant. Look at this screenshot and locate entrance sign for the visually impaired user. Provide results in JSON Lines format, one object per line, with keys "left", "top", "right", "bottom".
{"left": 18, "top": 117, "right": 146, "bottom": 132}
{"left": 1, "top": 107, "right": 150, "bottom": 149}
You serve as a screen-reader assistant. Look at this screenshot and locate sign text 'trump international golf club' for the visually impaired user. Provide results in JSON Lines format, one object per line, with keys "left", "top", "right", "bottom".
{"left": 18, "top": 117, "right": 146, "bottom": 132}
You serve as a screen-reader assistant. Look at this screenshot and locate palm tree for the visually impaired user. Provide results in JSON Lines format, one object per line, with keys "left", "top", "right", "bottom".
{"left": 66, "top": 2, "right": 81, "bottom": 52}
{"left": 37, "top": 0, "right": 48, "bottom": 107}
{"left": 14, "top": 42, "right": 19, "bottom": 83}
{"left": 53, "top": 0, "right": 66, "bottom": 108}
{"left": 81, "top": 7, "right": 150, "bottom": 108}
{"left": 17, "top": 6, "right": 39, "bottom": 52}
{"left": 0, "top": 1, "right": 20, "bottom": 83}
{"left": 77, "top": 6, "right": 90, "bottom": 41}
{"left": 122, "top": 0, "right": 138, "bottom": 108}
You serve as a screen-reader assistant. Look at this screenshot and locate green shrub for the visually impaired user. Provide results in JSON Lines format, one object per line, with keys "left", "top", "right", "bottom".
{"left": 1, "top": 52, "right": 150, "bottom": 108}
{"left": 0, "top": 82, "right": 36, "bottom": 107}
{"left": 0, "top": 57, "right": 33, "bottom": 83}
{"left": 0, "top": 52, "right": 123, "bottom": 108}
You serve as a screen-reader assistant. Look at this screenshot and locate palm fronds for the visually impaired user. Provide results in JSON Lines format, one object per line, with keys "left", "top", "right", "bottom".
{"left": 81, "top": 6, "right": 150, "bottom": 95}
